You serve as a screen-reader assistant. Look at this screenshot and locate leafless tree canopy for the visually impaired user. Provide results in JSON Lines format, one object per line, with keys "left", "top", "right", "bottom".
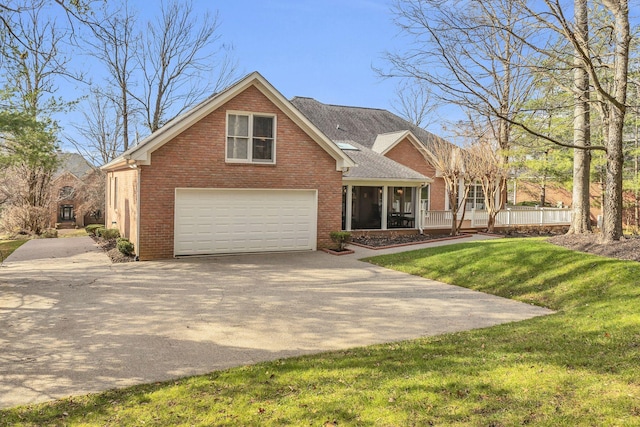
{"left": 133, "top": 0, "right": 238, "bottom": 132}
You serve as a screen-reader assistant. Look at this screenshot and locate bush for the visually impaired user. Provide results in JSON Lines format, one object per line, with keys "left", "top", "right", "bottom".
{"left": 116, "top": 238, "right": 135, "bottom": 256}
{"left": 94, "top": 227, "right": 106, "bottom": 237}
{"left": 330, "top": 231, "right": 352, "bottom": 251}
{"left": 85, "top": 224, "right": 104, "bottom": 236}
{"left": 100, "top": 228, "right": 121, "bottom": 240}
{"left": 40, "top": 229, "right": 58, "bottom": 238}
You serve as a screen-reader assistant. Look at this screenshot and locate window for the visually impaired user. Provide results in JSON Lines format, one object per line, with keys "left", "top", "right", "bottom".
{"left": 226, "top": 113, "right": 275, "bottom": 163}
{"left": 59, "top": 186, "right": 75, "bottom": 200}
{"left": 466, "top": 182, "right": 485, "bottom": 210}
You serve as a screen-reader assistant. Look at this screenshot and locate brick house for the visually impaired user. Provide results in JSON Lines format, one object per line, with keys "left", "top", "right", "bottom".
{"left": 50, "top": 153, "right": 104, "bottom": 228}
{"left": 102, "top": 72, "right": 456, "bottom": 260}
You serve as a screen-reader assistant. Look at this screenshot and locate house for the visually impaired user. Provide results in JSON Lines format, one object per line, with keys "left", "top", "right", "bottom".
{"left": 102, "top": 72, "right": 455, "bottom": 260}
{"left": 290, "top": 97, "right": 453, "bottom": 229}
{"left": 50, "top": 153, "right": 104, "bottom": 228}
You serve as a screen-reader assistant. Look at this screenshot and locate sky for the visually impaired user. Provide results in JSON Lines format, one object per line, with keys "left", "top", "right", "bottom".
{"left": 57, "top": 0, "right": 425, "bottom": 152}
{"left": 211, "top": 0, "right": 402, "bottom": 110}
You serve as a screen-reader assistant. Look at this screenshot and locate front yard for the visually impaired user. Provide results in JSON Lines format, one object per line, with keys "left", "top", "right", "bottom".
{"left": 1, "top": 238, "right": 639, "bottom": 426}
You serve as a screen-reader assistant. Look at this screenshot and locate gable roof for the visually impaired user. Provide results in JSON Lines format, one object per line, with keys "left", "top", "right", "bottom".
{"left": 290, "top": 97, "right": 450, "bottom": 152}
{"left": 53, "top": 152, "right": 94, "bottom": 180}
{"left": 102, "top": 72, "right": 355, "bottom": 171}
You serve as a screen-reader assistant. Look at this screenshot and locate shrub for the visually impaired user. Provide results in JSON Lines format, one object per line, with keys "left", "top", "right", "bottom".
{"left": 85, "top": 224, "right": 104, "bottom": 236}
{"left": 94, "top": 227, "right": 106, "bottom": 237}
{"left": 116, "top": 238, "right": 135, "bottom": 256}
{"left": 40, "top": 229, "right": 58, "bottom": 238}
{"left": 330, "top": 231, "right": 352, "bottom": 251}
{"left": 100, "top": 228, "right": 121, "bottom": 240}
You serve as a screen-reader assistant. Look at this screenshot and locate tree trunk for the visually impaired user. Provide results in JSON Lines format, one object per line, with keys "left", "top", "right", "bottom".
{"left": 568, "top": 0, "right": 592, "bottom": 234}
{"left": 602, "top": 108, "right": 625, "bottom": 241}
{"left": 599, "top": 0, "right": 629, "bottom": 243}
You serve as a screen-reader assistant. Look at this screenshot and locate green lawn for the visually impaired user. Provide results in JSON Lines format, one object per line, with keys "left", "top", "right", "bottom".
{"left": 0, "top": 239, "right": 27, "bottom": 261}
{"left": 1, "top": 238, "right": 639, "bottom": 426}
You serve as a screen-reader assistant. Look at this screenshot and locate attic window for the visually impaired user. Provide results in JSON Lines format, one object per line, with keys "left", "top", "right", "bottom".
{"left": 59, "top": 186, "right": 75, "bottom": 200}
{"left": 336, "top": 142, "right": 359, "bottom": 151}
{"left": 226, "top": 112, "right": 276, "bottom": 164}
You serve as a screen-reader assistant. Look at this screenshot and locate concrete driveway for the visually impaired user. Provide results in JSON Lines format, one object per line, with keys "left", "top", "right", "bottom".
{"left": 0, "top": 236, "right": 553, "bottom": 409}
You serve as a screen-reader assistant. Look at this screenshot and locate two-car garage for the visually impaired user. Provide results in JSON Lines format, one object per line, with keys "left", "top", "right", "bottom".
{"left": 174, "top": 188, "right": 318, "bottom": 256}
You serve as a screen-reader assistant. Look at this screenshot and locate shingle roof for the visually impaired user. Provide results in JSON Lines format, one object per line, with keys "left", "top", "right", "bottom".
{"left": 338, "top": 141, "right": 428, "bottom": 181}
{"left": 53, "top": 153, "right": 94, "bottom": 179}
{"left": 290, "top": 97, "right": 447, "bottom": 150}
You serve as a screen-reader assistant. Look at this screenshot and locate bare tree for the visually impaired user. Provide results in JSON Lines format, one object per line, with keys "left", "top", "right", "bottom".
{"left": 76, "top": 168, "right": 105, "bottom": 224}
{"left": 83, "top": 0, "right": 137, "bottom": 151}
{"left": 467, "top": 138, "right": 508, "bottom": 232}
{"left": 384, "top": 0, "right": 534, "bottom": 156}
{"left": 424, "top": 139, "right": 472, "bottom": 235}
{"left": 0, "top": 1, "right": 77, "bottom": 117}
{"left": 391, "top": 78, "right": 437, "bottom": 128}
{"left": 133, "top": 0, "right": 238, "bottom": 132}
{"left": 68, "top": 89, "right": 124, "bottom": 165}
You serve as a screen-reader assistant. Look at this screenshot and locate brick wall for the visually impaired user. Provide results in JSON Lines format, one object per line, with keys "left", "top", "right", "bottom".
{"left": 105, "top": 168, "right": 139, "bottom": 252}
{"left": 385, "top": 139, "right": 448, "bottom": 210}
{"left": 50, "top": 173, "right": 84, "bottom": 227}
{"left": 137, "top": 85, "right": 343, "bottom": 260}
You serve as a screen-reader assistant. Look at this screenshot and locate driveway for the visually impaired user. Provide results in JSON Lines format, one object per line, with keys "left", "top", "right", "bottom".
{"left": 0, "top": 236, "right": 553, "bottom": 409}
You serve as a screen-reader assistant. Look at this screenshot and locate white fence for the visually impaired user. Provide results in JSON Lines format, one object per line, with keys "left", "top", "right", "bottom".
{"left": 421, "top": 207, "right": 572, "bottom": 229}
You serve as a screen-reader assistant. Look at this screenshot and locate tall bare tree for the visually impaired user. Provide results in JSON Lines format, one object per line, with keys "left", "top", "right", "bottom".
{"left": 385, "top": 0, "right": 534, "bottom": 156}
{"left": 69, "top": 89, "right": 123, "bottom": 165}
{"left": 133, "top": 0, "right": 238, "bottom": 132}
{"left": 391, "top": 78, "right": 437, "bottom": 128}
{"left": 84, "top": 0, "right": 137, "bottom": 151}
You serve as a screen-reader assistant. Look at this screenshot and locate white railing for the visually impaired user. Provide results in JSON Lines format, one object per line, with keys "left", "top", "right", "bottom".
{"left": 421, "top": 207, "right": 572, "bottom": 229}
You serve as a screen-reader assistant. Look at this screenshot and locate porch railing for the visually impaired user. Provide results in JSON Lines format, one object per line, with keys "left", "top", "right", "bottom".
{"left": 421, "top": 207, "right": 572, "bottom": 229}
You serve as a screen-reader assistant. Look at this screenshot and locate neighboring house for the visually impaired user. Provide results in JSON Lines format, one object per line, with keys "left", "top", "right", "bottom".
{"left": 102, "top": 72, "right": 455, "bottom": 260}
{"left": 50, "top": 153, "right": 104, "bottom": 228}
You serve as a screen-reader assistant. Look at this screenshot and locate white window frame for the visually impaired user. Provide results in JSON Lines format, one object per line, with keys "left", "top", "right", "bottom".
{"left": 466, "top": 181, "right": 485, "bottom": 211}
{"left": 225, "top": 111, "right": 276, "bottom": 164}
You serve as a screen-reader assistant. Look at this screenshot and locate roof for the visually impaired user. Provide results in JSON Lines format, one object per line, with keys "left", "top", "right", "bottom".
{"left": 290, "top": 97, "right": 449, "bottom": 151}
{"left": 339, "top": 141, "right": 430, "bottom": 182}
{"left": 53, "top": 153, "right": 94, "bottom": 180}
{"left": 102, "top": 72, "right": 355, "bottom": 172}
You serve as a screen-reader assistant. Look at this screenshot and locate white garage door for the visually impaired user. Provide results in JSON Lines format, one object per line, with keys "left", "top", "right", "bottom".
{"left": 174, "top": 189, "right": 317, "bottom": 256}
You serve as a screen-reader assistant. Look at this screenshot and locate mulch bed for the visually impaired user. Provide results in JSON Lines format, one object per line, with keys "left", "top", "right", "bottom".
{"left": 350, "top": 233, "right": 461, "bottom": 249}
{"left": 91, "top": 236, "right": 136, "bottom": 263}
{"left": 548, "top": 233, "right": 640, "bottom": 263}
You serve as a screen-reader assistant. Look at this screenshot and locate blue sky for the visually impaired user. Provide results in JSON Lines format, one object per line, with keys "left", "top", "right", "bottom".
{"left": 57, "top": 0, "right": 444, "bottom": 152}
{"left": 212, "top": 0, "right": 401, "bottom": 110}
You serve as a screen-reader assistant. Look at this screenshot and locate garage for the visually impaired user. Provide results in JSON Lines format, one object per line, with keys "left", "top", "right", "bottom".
{"left": 174, "top": 188, "right": 318, "bottom": 256}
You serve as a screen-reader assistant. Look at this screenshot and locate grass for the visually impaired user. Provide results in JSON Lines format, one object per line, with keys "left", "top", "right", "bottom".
{"left": 1, "top": 238, "right": 640, "bottom": 426}
{"left": 0, "top": 239, "right": 27, "bottom": 261}
{"left": 58, "top": 229, "right": 89, "bottom": 238}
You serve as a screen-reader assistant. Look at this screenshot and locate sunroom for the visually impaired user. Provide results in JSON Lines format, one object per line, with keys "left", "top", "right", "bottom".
{"left": 338, "top": 141, "right": 431, "bottom": 231}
